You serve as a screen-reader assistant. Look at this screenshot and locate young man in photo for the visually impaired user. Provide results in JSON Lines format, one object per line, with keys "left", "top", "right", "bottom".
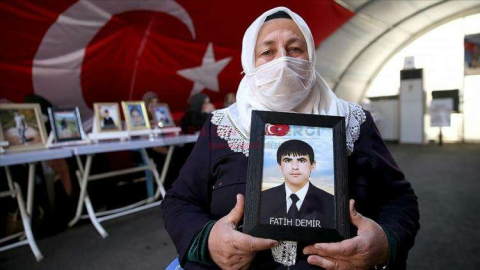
{"left": 129, "top": 106, "right": 145, "bottom": 127}
{"left": 102, "top": 109, "right": 115, "bottom": 129}
{"left": 260, "top": 139, "right": 334, "bottom": 228}
{"left": 14, "top": 110, "right": 28, "bottom": 144}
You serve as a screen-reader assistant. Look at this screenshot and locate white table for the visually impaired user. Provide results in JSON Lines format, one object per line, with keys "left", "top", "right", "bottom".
{"left": 68, "top": 134, "right": 199, "bottom": 238}
{"left": 0, "top": 148, "right": 73, "bottom": 261}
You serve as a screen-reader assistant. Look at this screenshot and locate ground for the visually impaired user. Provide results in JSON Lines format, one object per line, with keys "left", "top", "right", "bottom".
{"left": 1, "top": 143, "right": 479, "bottom": 269}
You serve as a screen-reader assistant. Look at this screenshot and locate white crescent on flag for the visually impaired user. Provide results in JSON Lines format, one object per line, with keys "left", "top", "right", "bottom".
{"left": 266, "top": 124, "right": 277, "bottom": 135}
{"left": 32, "top": 0, "right": 196, "bottom": 120}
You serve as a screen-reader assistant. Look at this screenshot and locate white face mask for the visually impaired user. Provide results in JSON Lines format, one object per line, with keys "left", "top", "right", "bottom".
{"left": 245, "top": 57, "right": 316, "bottom": 111}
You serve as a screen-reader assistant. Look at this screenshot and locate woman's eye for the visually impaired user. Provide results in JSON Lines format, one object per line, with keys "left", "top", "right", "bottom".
{"left": 289, "top": 47, "right": 302, "bottom": 53}
{"left": 261, "top": 50, "right": 272, "bottom": 56}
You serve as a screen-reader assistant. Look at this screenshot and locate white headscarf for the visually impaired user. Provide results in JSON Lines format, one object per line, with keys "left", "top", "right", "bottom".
{"left": 227, "top": 6, "right": 349, "bottom": 137}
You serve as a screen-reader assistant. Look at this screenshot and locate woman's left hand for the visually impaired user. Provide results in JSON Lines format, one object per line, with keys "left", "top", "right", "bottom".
{"left": 303, "top": 200, "right": 388, "bottom": 269}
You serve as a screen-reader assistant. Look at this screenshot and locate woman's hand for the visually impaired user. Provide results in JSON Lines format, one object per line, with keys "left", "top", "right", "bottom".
{"left": 303, "top": 200, "right": 388, "bottom": 269}
{"left": 208, "top": 194, "right": 278, "bottom": 269}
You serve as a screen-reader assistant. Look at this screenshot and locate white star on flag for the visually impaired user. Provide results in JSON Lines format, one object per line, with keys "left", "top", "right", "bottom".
{"left": 177, "top": 42, "right": 232, "bottom": 97}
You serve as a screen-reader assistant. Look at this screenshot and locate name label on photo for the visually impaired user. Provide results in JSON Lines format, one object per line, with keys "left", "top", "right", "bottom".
{"left": 269, "top": 217, "right": 322, "bottom": 228}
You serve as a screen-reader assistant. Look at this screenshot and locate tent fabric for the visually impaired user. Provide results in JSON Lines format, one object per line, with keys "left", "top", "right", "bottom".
{"left": 0, "top": 0, "right": 352, "bottom": 120}
{"left": 2, "top": 0, "right": 477, "bottom": 119}
{"left": 317, "top": 0, "right": 480, "bottom": 103}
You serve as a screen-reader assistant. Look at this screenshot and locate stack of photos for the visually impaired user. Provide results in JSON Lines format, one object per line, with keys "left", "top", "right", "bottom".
{"left": 0, "top": 104, "right": 48, "bottom": 152}
{"left": 48, "top": 107, "right": 84, "bottom": 142}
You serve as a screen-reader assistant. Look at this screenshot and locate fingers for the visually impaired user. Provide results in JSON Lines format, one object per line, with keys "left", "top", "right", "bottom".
{"left": 349, "top": 199, "right": 367, "bottom": 228}
{"left": 227, "top": 194, "right": 245, "bottom": 225}
{"left": 233, "top": 231, "right": 278, "bottom": 252}
{"left": 303, "top": 239, "right": 360, "bottom": 259}
{"left": 307, "top": 255, "right": 354, "bottom": 270}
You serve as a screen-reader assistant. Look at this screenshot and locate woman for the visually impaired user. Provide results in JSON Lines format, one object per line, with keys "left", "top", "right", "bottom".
{"left": 181, "top": 93, "right": 215, "bottom": 134}
{"left": 162, "top": 7, "right": 419, "bottom": 269}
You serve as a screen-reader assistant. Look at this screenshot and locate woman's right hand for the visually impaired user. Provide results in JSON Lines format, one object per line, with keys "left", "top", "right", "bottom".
{"left": 208, "top": 194, "right": 278, "bottom": 269}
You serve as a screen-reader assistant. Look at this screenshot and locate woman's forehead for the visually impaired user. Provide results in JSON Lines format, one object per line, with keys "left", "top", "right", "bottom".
{"left": 256, "top": 19, "right": 305, "bottom": 44}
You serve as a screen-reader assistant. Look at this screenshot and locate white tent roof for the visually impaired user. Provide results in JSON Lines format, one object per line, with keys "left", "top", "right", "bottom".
{"left": 316, "top": 0, "right": 480, "bottom": 102}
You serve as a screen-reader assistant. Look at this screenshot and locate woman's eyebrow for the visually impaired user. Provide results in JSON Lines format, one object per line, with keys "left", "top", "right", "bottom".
{"left": 258, "top": 40, "right": 276, "bottom": 47}
{"left": 286, "top": 37, "right": 306, "bottom": 46}
{"left": 258, "top": 37, "right": 305, "bottom": 47}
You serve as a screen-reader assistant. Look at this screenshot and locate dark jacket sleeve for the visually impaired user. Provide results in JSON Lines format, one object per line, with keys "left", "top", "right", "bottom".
{"left": 352, "top": 111, "right": 420, "bottom": 269}
{"left": 161, "top": 116, "right": 215, "bottom": 266}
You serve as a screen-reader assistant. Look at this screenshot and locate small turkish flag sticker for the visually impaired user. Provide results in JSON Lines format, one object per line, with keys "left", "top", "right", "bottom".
{"left": 265, "top": 124, "right": 290, "bottom": 136}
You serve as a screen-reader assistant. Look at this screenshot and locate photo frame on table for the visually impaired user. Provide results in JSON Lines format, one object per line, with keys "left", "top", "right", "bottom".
{"left": 121, "top": 101, "right": 151, "bottom": 131}
{"left": 94, "top": 103, "right": 122, "bottom": 132}
{"left": 0, "top": 103, "right": 48, "bottom": 152}
{"left": 243, "top": 110, "right": 349, "bottom": 243}
{"left": 151, "top": 103, "right": 175, "bottom": 128}
{"left": 48, "top": 107, "right": 85, "bottom": 142}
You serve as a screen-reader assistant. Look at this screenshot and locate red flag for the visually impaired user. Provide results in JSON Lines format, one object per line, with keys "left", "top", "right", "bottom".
{"left": 0, "top": 0, "right": 353, "bottom": 119}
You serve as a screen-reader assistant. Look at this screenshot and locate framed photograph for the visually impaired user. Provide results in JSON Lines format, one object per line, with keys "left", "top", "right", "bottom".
{"left": 465, "top": 33, "right": 480, "bottom": 75}
{"left": 48, "top": 107, "right": 84, "bottom": 142}
{"left": 0, "top": 103, "right": 48, "bottom": 152}
{"left": 151, "top": 103, "right": 175, "bottom": 128}
{"left": 244, "top": 110, "right": 349, "bottom": 243}
{"left": 121, "top": 101, "right": 150, "bottom": 130}
{"left": 94, "top": 103, "right": 122, "bottom": 132}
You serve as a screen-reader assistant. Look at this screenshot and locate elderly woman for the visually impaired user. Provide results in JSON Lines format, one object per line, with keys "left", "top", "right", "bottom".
{"left": 162, "top": 7, "right": 419, "bottom": 270}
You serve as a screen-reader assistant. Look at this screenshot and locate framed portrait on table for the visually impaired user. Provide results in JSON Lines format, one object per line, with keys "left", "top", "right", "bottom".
{"left": 94, "top": 103, "right": 122, "bottom": 132}
{"left": 0, "top": 103, "right": 48, "bottom": 152}
{"left": 48, "top": 107, "right": 85, "bottom": 142}
{"left": 121, "top": 101, "right": 150, "bottom": 131}
{"left": 151, "top": 103, "right": 175, "bottom": 128}
{"left": 244, "top": 110, "right": 349, "bottom": 244}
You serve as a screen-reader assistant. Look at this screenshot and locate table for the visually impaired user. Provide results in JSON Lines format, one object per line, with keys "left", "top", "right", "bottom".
{"left": 0, "top": 134, "right": 199, "bottom": 261}
{"left": 0, "top": 148, "right": 73, "bottom": 261}
{"left": 68, "top": 134, "right": 199, "bottom": 238}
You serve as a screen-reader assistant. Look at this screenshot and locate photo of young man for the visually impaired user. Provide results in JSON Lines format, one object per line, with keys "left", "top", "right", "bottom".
{"left": 102, "top": 109, "right": 116, "bottom": 129}
{"left": 14, "top": 110, "right": 28, "bottom": 144}
{"left": 260, "top": 139, "right": 335, "bottom": 229}
{"left": 128, "top": 105, "right": 146, "bottom": 127}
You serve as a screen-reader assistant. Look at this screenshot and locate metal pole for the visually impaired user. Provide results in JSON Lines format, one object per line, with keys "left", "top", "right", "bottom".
{"left": 152, "top": 146, "right": 174, "bottom": 200}
{"left": 439, "top": 127, "right": 443, "bottom": 146}
{"left": 5, "top": 167, "right": 15, "bottom": 198}
{"left": 73, "top": 170, "right": 108, "bottom": 238}
{"left": 140, "top": 149, "right": 154, "bottom": 198}
{"left": 159, "top": 146, "right": 174, "bottom": 184}
{"left": 69, "top": 154, "right": 93, "bottom": 227}
{"left": 13, "top": 182, "right": 43, "bottom": 261}
{"left": 27, "top": 163, "right": 36, "bottom": 215}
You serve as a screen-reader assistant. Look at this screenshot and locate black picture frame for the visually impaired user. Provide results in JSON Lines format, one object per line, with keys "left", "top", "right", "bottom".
{"left": 48, "top": 107, "right": 85, "bottom": 143}
{"left": 243, "top": 110, "right": 350, "bottom": 244}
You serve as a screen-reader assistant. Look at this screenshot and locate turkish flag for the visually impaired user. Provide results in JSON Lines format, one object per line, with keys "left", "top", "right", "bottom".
{"left": 0, "top": 0, "right": 353, "bottom": 120}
